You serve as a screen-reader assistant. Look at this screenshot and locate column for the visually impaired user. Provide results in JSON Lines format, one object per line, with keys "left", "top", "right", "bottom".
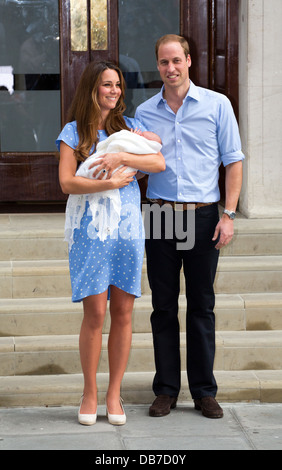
{"left": 239, "top": 0, "right": 282, "bottom": 218}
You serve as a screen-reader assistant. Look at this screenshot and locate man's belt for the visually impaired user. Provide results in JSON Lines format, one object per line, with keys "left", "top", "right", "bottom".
{"left": 147, "top": 199, "right": 214, "bottom": 211}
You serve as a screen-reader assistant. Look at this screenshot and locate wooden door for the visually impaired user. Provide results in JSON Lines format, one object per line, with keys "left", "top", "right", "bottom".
{"left": 183, "top": 0, "right": 238, "bottom": 116}
{"left": 183, "top": 0, "right": 239, "bottom": 201}
{"left": 0, "top": 0, "right": 238, "bottom": 210}
{"left": 60, "top": 0, "right": 118, "bottom": 126}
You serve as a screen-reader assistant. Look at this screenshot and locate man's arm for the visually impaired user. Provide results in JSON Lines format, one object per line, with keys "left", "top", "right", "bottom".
{"left": 212, "top": 160, "right": 243, "bottom": 250}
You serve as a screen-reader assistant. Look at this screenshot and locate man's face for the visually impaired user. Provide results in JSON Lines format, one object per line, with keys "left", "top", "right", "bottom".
{"left": 157, "top": 41, "right": 191, "bottom": 90}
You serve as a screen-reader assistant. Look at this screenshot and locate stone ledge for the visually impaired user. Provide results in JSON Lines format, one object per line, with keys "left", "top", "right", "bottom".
{"left": 0, "top": 214, "right": 281, "bottom": 260}
{"left": 0, "top": 330, "right": 281, "bottom": 353}
{"left": 0, "top": 293, "right": 282, "bottom": 337}
{"left": 1, "top": 331, "right": 282, "bottom": 376}
{"left": 1, "top": 370, "right": 282, "bottom": 407}
{"left": 1, "top": 256, "right": 282, "bottom": 298}
{"left": 1, "top": 213, "right": 281, "bottom": 234}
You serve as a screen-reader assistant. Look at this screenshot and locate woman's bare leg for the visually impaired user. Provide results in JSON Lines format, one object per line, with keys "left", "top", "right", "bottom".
{"left": 106, "top": 286, "right": 135, "bottom": 414}
{"left": 79, "top": 291, "right": 108, "bottom": 414}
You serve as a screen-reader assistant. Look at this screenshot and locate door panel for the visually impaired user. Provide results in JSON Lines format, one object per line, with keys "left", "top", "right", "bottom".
{"left": 185, "top": 0, "right": 239, "bottom": 201}
{"left": 184, "top": 0, "right": 210, "bottom": 88}
{"left": 60, "top": 0, "right": 118, "bottom": 126}
{"left": 184, "top": 0, "right": 238, "bottom": 114}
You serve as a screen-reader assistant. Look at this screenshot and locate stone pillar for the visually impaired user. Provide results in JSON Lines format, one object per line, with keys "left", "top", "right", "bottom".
{"left": 239, "top": 0, "right": 282, "bottom": 218}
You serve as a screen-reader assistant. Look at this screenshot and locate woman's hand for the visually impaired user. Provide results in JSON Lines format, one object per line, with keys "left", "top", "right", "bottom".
{"left": 90, "top": 152, "right": 122, "bottom": 179}
{"left": 59, "top": 142, "right": 134, "bottom": 195}
{"left": 109, "top": 166, "right": 136, "bottom": 189}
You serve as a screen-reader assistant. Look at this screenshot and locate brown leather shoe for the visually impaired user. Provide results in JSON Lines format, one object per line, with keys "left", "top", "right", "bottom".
{"left": 194, "top": 397, "right": 223, "bottom": 419}
{"left": 149, "top": 395, "right": 177, "bottom": 417}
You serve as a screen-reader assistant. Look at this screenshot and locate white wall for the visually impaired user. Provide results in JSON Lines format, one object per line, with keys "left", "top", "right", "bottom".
{"left": 239, "top": 0, "right": 282, "bottom": 218}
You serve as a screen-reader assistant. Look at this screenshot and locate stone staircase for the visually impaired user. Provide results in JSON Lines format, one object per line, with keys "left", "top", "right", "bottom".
{"left": 1, "top": 211, "right": 282, "bottom": 407}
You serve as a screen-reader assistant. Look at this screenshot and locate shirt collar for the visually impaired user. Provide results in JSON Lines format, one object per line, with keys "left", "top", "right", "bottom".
{"left": 185, "top": 80, "right": 200, "bottom": 102}
{"left": 156, "top": 87, "right": 165, "bottom": 106}
{"left": 157, "top": 80, "right": 200, "bottom": 106}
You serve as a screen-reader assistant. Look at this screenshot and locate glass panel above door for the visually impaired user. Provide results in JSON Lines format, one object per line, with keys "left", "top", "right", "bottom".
{"left": 118, "top": 0, "right": 180, "bottom": 116}
{"left": 91, "top": 0, "right": 108, "bottom": 50}
{"left": 70, "top": 0, "right": 88, "bottom": 51}
{"left": 0, "top": 0, "right": 60, "bottom": 152}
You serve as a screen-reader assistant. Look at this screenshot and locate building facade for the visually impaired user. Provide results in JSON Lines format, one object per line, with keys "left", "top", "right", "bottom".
{"left": 0, "top": 0, "right": 281, "bottom": 218}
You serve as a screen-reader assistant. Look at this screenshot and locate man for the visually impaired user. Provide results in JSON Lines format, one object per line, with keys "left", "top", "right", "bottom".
{"left": 135, "top": 35, "right": 244, "bottom": 419}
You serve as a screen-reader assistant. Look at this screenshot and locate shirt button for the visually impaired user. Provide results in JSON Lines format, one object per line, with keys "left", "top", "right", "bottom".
{"left": 177, "top": 139, "right": 181, "bottom": 143}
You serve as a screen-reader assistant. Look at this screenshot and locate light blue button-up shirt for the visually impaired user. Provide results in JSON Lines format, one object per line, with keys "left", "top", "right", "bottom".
{"left": 135, "top": 81, "right": 245, "bottom": 202}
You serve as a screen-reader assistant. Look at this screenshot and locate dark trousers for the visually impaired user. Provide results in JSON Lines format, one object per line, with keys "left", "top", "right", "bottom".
{"left": 145, "top": 203, "right": 220, "bottom": 399}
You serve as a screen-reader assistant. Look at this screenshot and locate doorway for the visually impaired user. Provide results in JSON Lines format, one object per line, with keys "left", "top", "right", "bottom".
{"left": 0, "top": 0, "right": 238, "bottom": 208}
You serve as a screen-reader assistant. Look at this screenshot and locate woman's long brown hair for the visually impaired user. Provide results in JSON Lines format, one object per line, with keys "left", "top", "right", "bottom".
{"left": 67, "top": 61, "right": 130, "bottom": 162}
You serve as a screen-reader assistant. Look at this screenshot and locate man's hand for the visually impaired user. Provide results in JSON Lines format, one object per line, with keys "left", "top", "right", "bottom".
{"left": 213, "top": 160, "right": 242, "bottom": 249}
{"left": 212, "top": 215, "right": 234, "bottom": 250}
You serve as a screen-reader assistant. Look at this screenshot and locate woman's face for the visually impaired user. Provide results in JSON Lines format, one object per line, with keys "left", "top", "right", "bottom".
{"left": 97, "top": 69, "right": 122, "bottom": 116}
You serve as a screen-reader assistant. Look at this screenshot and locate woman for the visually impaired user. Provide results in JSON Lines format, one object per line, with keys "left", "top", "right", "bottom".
{"left": 57, "top": 61, "right": 165, "bottom": 426}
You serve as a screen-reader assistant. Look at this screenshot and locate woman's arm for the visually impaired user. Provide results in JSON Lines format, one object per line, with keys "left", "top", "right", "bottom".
{"left": 91, "top": 151, "right": 166, "bottom": 178}
{"left": 58, "top": 142, "right": 135, "bottom": 195}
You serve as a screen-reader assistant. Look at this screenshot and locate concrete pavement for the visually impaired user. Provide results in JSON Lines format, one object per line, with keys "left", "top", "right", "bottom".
{"left": 1, "top": 402, "right": 282, "bottom": 451}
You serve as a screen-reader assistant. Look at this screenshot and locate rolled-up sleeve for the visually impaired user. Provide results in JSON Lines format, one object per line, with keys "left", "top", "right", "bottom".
{"left": 217, "top": 95, "right": 245, "bottom": 167}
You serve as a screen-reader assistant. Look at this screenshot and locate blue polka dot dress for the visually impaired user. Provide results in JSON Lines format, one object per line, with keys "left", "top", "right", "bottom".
{"left": 56, "top": 117, "right": 145, "bottom": 302}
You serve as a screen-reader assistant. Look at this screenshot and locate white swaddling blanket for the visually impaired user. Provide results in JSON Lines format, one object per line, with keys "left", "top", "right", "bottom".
{"left": 65, "top": 130, "right": 162, "bottom": 250}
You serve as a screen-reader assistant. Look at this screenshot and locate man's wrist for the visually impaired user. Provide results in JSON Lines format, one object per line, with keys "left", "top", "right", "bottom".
{"left": 119, "top": 151, "right": 127, "bottom": 165}
{"left": 223, "top": 209, "right": 236, "bottom": 220}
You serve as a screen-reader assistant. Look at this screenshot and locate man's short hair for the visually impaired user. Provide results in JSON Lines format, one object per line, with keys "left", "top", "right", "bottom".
{"left": 155, "top": 34, "right": 190, "bottom": 60}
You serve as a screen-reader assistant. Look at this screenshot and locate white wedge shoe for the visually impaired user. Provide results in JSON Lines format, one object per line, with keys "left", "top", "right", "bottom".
{"left": 78, "top": 396, "right": 97, "bottom": 426}
{"left": 106, "top": 397, "right": 126, "bottom": 426}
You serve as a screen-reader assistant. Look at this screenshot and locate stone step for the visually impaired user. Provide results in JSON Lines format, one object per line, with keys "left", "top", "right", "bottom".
{"left": 1, "top": 369, "right": 282, "bottom": 407}
{"left": 1, "top": 213, "right": 282, "bottom": 261}
{"left": 0, "top": 214, "right": 68, "bottom": 261}
{"left": 1, "top": 255, "right": 282, "bottom": 299}
{"left": 1, "top": 330, "right": 282, "bottom": 377}
{"left": 1, "top": 213, "right": 282, "bottom": 408}
{"left": 223, "top": 217, "right": 282, "bottom": 257}
{"left": 1, "top": 293, "right": 282, "bottom": 337}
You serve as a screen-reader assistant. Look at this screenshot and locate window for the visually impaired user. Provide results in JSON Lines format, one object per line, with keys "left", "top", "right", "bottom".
{"left": 118, "top": 0, "right": 180, "bottom": 116}
{"left": 0, "top": 0, "right": 60, "bottom": 152}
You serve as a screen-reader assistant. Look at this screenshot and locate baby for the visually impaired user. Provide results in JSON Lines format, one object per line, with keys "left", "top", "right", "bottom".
{"left": 65, "top": 129, "right": 162, "bottom": 249}
{"left": 134, "top": 129, "right": 162, "bottom": 143}
{"left": 81, "top": 129, "right": 162, "bottom": 180}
